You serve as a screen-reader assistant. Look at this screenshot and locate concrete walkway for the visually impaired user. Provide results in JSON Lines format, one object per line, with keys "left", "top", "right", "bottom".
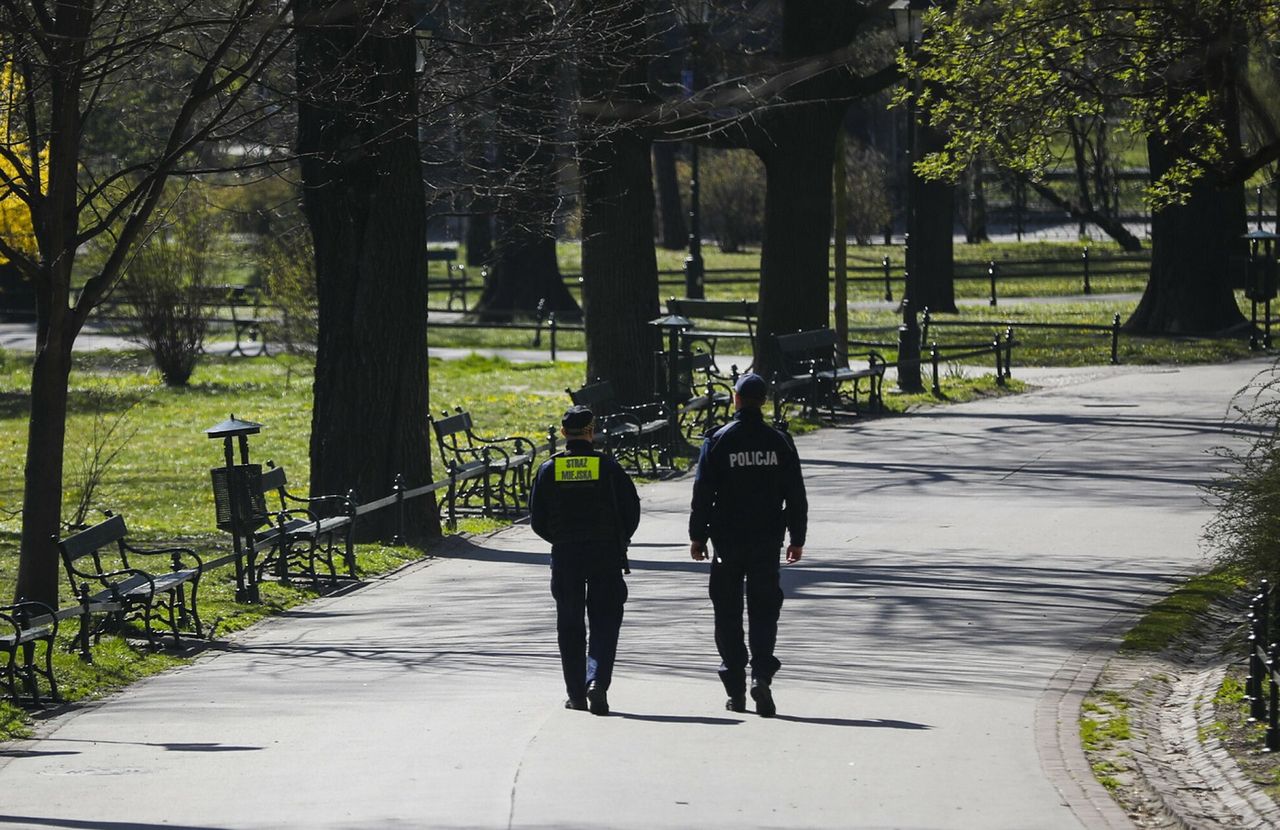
{"left": 0, "top": 358, "right": 1272, "bottom": 829}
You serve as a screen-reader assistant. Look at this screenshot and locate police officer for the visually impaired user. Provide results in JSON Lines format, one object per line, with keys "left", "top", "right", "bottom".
{"left": 530, "top": 405, "right": 641, "bottom": 715}
{"left": 688, "top": 372, "right": 807, "bottom": 717}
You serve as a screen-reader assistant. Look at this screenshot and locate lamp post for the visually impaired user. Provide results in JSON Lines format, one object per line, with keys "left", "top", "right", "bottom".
{"left": 891, "top": 0, "right": 926, "bottom": 393}
{"left": 682, "top": 1, "right": 711, "bottom": 300}
{"left": 205, "top": 415, "right": 263, "bottom": 603}
{"left": 649, "top": 313, "right": 700, "bottom": 459}
{"left": 1244, "top": 229, "right": 1279, "bottom": 350}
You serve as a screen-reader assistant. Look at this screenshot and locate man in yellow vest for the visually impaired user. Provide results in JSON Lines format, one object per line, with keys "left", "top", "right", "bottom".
{"left": 530, "top": 405, "right": 641, "bottom": 715}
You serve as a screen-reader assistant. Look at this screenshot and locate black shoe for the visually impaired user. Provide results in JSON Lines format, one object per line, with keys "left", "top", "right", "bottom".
{"left": 751, "top": 683, "right": 776, "bottom": 718}
{"left": 586, "top": 682, "right": 609, "bottom": 716}
{"left": 725, "top": 695, "right": 746, "bottom": 713}
{"left": 565, "top": 697, "right": 588, "bottom": 711}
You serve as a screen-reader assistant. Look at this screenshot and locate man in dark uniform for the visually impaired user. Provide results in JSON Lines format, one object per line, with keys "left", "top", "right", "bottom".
{"left": 688, "top": 373, "right": 807, "bottom": 717}
{"left": 530, "top": 405, "right": 641, "bottom": 715}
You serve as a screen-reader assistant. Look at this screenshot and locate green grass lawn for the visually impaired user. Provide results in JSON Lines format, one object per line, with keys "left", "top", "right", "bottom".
{"left": 429, "top": 240, "right": 1150, "bottom": 310}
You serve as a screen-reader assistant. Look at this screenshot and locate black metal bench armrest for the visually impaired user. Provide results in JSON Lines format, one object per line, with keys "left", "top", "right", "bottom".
{"left": 469, "top": 430, "right": 536, "bottom": 455}
{"left": 284, "top": 491, "right": 353, "bottom": 515}
{"left": 98, "top": 568, "right": 157, "bottom": 599}
{"left": 620, "top": 401, "right": 671, "bottom": 421}
{"left": 121, "top": 542, "right": 204, "bottom": 572}
{"left": 597, "top": 411, "right": 645, "bottom": 433}
{"left": 0, "top": 600, "right": 58, "bottom": 640}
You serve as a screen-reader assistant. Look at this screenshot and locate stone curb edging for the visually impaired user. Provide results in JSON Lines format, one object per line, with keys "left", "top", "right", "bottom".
{"left": 1127, "top": 656, "right": 1280, "bottom": 829}
{"left": 1037, "top": 637, "right": 1140, "bottom": 829}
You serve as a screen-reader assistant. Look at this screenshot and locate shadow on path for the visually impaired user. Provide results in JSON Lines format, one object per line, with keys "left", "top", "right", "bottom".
{"left": 614, "top": 712, "right": 742, "bottom": 725}
{"left": 770, "top": 714, "right": 932, "bottom": 729}
{"left": 0, "top": 817, "right": 227, "bottom": 830}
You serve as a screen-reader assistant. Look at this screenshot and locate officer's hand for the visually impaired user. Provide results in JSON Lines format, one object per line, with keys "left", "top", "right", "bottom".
{"left": 785, "top": 545, "right": 803, "bottom": 564}
{"left": 690, "top": 540, "right": 708, "bottom": 561}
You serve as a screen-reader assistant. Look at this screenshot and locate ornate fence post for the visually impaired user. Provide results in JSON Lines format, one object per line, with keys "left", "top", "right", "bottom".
{"left": 1004, "top": 326, "right": 1015, "bottom": 380}
{"left": 1082, "top": 246, "right": 1092, "bottom": 295}
{"left": 930, "top": 343, "right": 941, "bottom": 397}
{"left": 391, "top": 474, "right": 406, "bottom": 546}
{"left": 1250, "top": 581, "right": 1270, "bottom": 721}
{"left": 1269, "top": 640, "right": 1280, "bottom": 751}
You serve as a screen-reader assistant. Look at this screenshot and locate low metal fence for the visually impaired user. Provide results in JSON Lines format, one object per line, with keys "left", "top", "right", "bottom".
{"left": 1246, "top": 581, "right": 1280, "bottom": 751}
{"left": 922, "top": 311, "right": 1123, "bottom": 366}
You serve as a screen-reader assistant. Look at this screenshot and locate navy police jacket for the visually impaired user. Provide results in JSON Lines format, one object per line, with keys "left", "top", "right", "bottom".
{"left": 689, "top": 407, "right": 807, "bottom": 548}
{"left": 530, "top": 439, "right": 641, "bottom": 556}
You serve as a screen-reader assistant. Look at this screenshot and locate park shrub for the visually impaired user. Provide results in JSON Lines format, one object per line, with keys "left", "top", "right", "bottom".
{"left": 842, "top": 139, "right": 893, "bottom": 245}
{"left": 700, "top": 149, "right": 765, "bottom": 253}
{"left": 260, "top": 222, "right": 318, "bottom": 363}
{"left": 124, "top": 194, "right": 223, "bottom": 386}
{"left": 1205, "top": 364, "right": 1280, "bottom": 583}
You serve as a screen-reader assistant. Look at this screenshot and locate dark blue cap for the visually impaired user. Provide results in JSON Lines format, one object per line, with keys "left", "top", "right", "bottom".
{"left": 561, "top": 405, "right": 594, "bottom": 430}
{"left": 734, "top": 372, "right": 768, "bottom": 400}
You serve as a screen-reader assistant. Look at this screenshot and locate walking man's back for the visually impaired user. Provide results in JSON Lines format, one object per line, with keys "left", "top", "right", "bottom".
{"left": 688, "top": 373, "right": 807, "bottom": 717}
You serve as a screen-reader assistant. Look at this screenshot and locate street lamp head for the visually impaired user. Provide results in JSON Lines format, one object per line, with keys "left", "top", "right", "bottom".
{"left": 890, "top": 0, "right": 927, "bottom": 46}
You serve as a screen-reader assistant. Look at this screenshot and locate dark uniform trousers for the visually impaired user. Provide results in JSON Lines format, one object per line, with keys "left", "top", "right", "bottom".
{"left": 709, "top": 541, "right": 783, "bottom": 696}
{"left": 550, "top": 542, "right": 628, "bottom": 698}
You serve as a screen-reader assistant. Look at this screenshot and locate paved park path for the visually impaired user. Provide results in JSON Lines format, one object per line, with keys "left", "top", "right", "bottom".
{"left": 0, "top": 358, "right": 1272, "bottom": 829}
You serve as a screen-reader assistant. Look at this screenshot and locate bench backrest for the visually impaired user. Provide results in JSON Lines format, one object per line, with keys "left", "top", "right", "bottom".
{"left": 430, "top": 410, "right": 479, "bottom": 463}
{"left": 667, "top": 298, "right": 757, "bottom": 322}
{"left": 260, "top": 464, "right": 288, "bottom": 494}
{"left": 775, "top": 328, "right": 839, "bottom": 374}
{"left": 58, "top": 514, "right": 129, "bottom": 585}
{"left": 59, "top": 514, "right": 127, "bottom": 562}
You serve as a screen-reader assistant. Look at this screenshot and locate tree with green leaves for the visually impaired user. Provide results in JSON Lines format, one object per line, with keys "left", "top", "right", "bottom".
{"left": 2, "top": 0, "right": 293, "bottom": 606}
{"left": 910, "top": 0, "right": 1280, "bottom": 334}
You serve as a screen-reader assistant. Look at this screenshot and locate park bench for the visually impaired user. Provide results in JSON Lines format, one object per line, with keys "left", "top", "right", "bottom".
{"left": 658, "top": 349, "right": 734, "bottom": 440}
{"left": 567, "top": 379, "right": 671, "bottom": 474}
{"left": 220, "top": 284, "right": 269, "bottom": 357}
{"left": 427, "top": 247, "right": 469, "bottom": 311}
{"left": 772, "top": 328, "right": 887, "bottom": 419}
{"left": 430, "top": 408, "right": 537, "bottom": 515}
{"left": 57, "top": 514, "right": 204, "bottom": 647}
{"left": 0, "top": 600, "right": 59, "bottom": 707}
{"left": 666, "top": 298, "right": 758, "bottom": 371}
{"left": 251, "top": 463, "right": 357, "bottom": 584}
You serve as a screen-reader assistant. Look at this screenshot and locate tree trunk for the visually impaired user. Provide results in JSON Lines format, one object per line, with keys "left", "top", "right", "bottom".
{"left": 579, "top": 0, "right": 660, "bottom": 405}
{"left": 963, "top": 161, "right": 990, "bottom": 244}
{"left": 654, "top": 142, "right": 686, "bottom": 250}
{"left": 1126, "top": 137, "right": 1248, "bottom": 334}
{"left": 581, "top": 131, "right": 661, "bottom": 405}
{"left": 478, "top": 231, "right": 576, "bottom": 321}
{"left": 1022, "top": 176, "right": 1143, "bottom": 252}
{"left": 909, "top": 123, "right": 956, "bottom": 313}
{"left": 465, "top": 214, "right": 492, "bottom": 267}
{"left": 297, "top": 2, "right": 437, "bottom": 541}
{"left": 472, "top": 24, "right": 579, "bottom": 322}
{"left": 754, "top": 115, "right": 842, "bottom": 376}
{"left": 747, "top": 1, "right": 864, "bottom": 377}
{"left": 15, "top": 332, "right": 74, "bottom": 605}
